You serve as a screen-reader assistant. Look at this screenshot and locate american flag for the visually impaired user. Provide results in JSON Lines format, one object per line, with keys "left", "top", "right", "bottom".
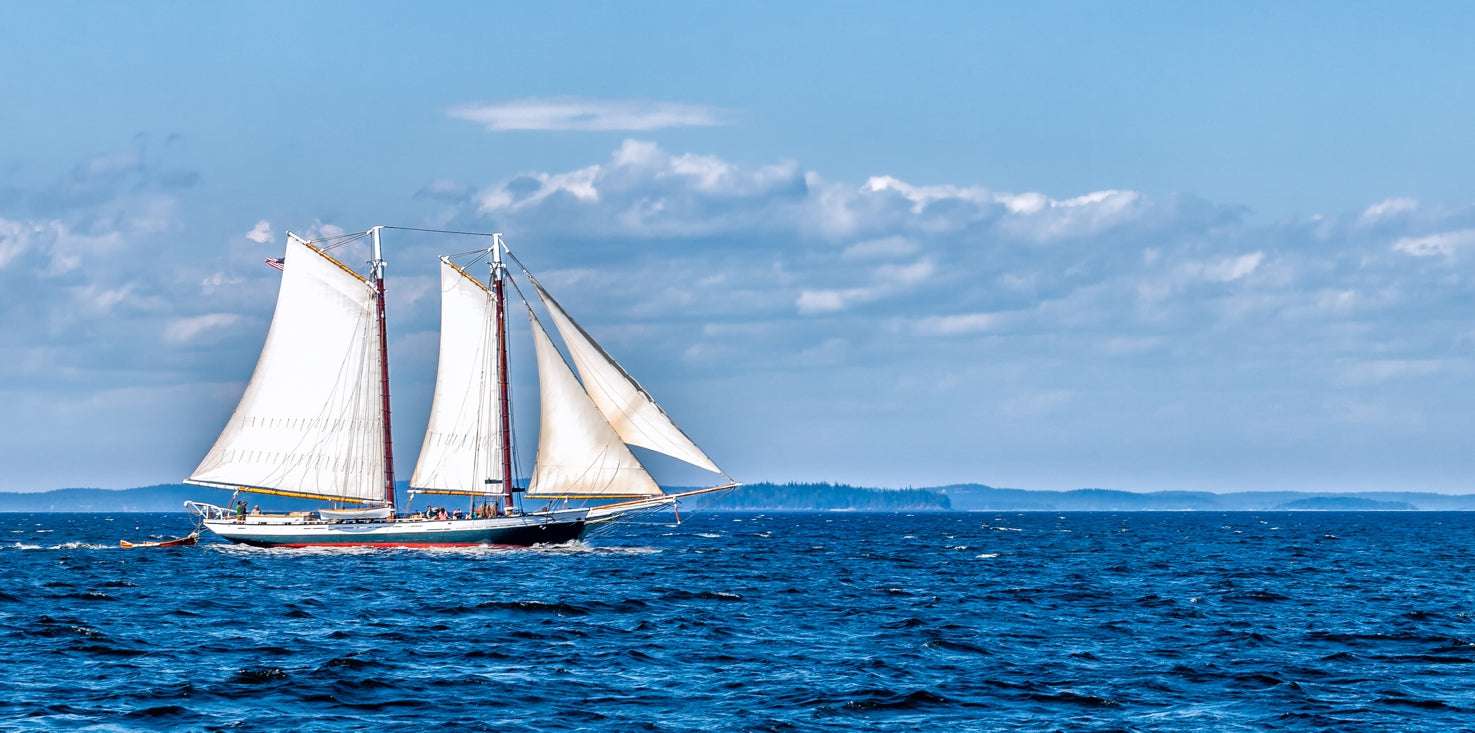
{"left": 265, "top": 257, "right": 285, "bottom": 271}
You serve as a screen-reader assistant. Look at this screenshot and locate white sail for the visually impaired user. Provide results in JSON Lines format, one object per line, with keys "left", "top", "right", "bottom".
{"left": 409, "top": 260, "right": 503, "bottom": 492}
{"left": 188, "top": 235, "right": 387, "bottom": 503}
{"left": 525, "top": 309, "right": 663, "bottom": 498}
{"left": 531, "top": 278, "right": 722, "bottom": 475}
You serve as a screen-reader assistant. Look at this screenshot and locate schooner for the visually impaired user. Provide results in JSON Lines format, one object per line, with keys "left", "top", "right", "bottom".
{"left": 184, "top": 227, "right": 736, "bottom": 547}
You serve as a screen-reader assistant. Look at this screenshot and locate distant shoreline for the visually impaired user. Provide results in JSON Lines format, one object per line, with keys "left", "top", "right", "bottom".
{"left": 2, "top": 482, "right": 1473, "bottom": 512}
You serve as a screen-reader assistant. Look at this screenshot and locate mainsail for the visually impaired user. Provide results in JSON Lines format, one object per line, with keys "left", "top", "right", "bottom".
{"left": 408, "top": 260, "right": 504, "bottom": 493}
{"left": 525, "top": 308, "right": 664, "bottom": 499}
{"left": 531, "top": 278, "right": 723, "bottom": 476}
{"left": 187, "top": 234, "right": 386, "bottom": 503}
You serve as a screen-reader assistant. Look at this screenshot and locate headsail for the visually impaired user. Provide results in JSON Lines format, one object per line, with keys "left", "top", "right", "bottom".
{"left": 531, "top": 278, "right": 723, "bottom": 475}
{"left": 188, "top": 234, "right": 386, "bottom": 503}
{"left": 525, "top": 308, "right": 663, "bottom": 499}
{"left": 409, "top": 260, "right": 504, "bottom": 493}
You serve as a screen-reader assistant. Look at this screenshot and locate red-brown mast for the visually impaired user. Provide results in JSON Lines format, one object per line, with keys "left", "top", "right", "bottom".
{"left": 371, "top": 227, "right": 397, "bottom": 511}
{"left": 492, "top": 234, "right": 515, "bottom": 511}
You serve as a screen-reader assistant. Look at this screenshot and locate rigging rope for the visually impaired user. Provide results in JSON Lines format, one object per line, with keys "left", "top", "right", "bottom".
{"left": 380, "top": 225, "right": 501, "bottom": 238}
{"left": 304, "top": 230, "right": 372, "bottom": 251}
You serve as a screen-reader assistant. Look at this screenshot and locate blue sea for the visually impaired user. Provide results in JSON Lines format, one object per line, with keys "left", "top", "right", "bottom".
{"left": 3, "top": 511, "right": 1475, "bottom": 731}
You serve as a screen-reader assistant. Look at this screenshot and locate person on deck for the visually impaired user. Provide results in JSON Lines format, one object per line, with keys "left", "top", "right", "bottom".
{"left": 235, "top": 501, "right": 246, "bottom": 522}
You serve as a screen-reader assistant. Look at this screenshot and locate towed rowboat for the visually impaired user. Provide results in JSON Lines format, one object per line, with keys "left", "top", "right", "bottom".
{"left": 119, "top": 532, "right": 200, "bottom": 549}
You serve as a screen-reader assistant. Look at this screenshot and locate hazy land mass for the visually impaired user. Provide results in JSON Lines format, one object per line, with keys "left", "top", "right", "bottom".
{"left": 0, "top": 482, "right": 1472, "bottom": 512}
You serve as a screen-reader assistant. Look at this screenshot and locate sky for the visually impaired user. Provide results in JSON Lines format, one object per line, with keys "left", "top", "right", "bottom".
{"left": 3, "top": 1, "right": 1475, "bottom": 494}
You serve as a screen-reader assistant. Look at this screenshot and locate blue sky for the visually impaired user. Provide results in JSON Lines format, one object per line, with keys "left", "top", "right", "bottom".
{"left": 3, "top": 1, "right": 1474, "bottom": 493}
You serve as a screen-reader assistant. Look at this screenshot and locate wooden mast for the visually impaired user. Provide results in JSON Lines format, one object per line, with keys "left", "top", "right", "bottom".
{"left": 492, "top": 234, "right": 515, "bottom": 511}
{"left": 371, "top": 226, "right": 397, "bottom": 511}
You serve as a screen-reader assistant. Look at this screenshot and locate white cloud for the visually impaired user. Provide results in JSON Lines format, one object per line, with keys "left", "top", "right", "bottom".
{"left": 165, "top": 313, "right": 242, "bottom": 344}
{"left": 245, "top": 219, "right": 272, "bottom": 244}
{"left": 795, "top": 258, "right": 935, "bottom": 314}
{"left": 468, "top": 139, "right": 1161, "bottom": 248}
{"left": 448, "top": 97, "right": 730, "bottom": 132}
{"left": 843, "top": 236, "right": 920, "bottom": 260}
{"left": 797, "top": 337, "right": 848, "bottom": 366}
{"left": 914, "top": 312, "right": 999, "bottom": 336}
{"left": 0, "top": 219, "right": 35, "bottom": 269}
{"left": 1202, "top": 252, "right": 1264, "bottom": 282}
{"left": 42, "top": 223, "right": 128, "bottom": 275}
{"left": 1360, "top": 197, "right": 1418, "bottom": 223}
{"left": 797, "top": 288, "right": 866, "bottom": 314}
{"left": 1338, "top": 358, "right": 1448, "bottom": 386}
{"left": 474, "top": 140, "right": 808, "bottom": 238}
{"left": 416, "top": 179, "right": 471, "bottom": 200}
{"left": 861, "top": 175, "right": 996, "bottom": 213}
{"left": 84, "top": 151, "right": 143, "bottom": 178}
{"left": 1001, "top": 190, "right": 1144, "bottom": 242}
{"left": 878, "top": 258, "right": 935, "bottom": 284}
{"left": 852, "top": 176, "right": 1146, "bottom": 241}
{"left": 4, "top": 192, "right": 181, "bottom": 277}
{"left": 305, "top": 222, "right": 346, "bottom": 240}
{"left": 71, "top": 282, "right": 135, "bottom": 314}
{"left": 0, "top": 147, "right": 203, "bottom": 392}
{"left": 201, "top": 272, "right": 243, "bottom": 294}
{"left": 1394, "top": 229, "right": 1475, "bottom": 258}
{"left": 1314, "top": 289, "right": 1358, "bottom": 314}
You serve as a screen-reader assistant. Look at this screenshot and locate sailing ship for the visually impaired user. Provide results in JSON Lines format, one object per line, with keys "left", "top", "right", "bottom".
{"left": 184, "top": 227, "right": 736, "bottom": 547}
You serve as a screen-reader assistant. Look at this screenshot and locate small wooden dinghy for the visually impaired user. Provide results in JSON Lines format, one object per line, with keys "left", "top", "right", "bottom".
{"left": 119, "top": 532, "right": 200, "bottom": 549}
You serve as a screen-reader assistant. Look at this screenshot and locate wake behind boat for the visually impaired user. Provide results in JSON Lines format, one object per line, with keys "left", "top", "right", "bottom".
{"left": 185, "top": 227, "right": 736, "bottom": 548}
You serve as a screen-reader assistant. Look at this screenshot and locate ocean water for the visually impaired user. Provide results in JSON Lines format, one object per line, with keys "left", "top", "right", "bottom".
{"left": 3, "top": 511, "right": 1474, "bottom": 732}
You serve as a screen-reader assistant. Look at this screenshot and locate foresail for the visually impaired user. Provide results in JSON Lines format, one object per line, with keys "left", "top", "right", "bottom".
{"left": 531, "top": 278, "right": 723, "bottom": 475}
{"left": 409, "top": 260, "right": 503, "bottom": 492}
{"left": 526, "top": 308, "right": 663, "bottom": 498}
{"left": 188, "top": 235, "right": 387, "bottom": 503}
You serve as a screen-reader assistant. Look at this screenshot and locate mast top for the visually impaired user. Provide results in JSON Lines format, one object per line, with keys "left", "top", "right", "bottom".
{"left": 486, "top": 232, "right": 506, "bottom": 286}
{"left": 370, "top": 225, "right": 386, "bottom": 283}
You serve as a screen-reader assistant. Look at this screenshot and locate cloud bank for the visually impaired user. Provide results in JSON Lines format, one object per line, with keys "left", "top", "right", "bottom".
{"left": 416, "top": 142, "right": 1475, "bottom": 491}
{"left": 6, "top": 140, "right": 1475, "bottom": 493}
{"left": 448, "top": 97, "right": 730, "bottom": 132}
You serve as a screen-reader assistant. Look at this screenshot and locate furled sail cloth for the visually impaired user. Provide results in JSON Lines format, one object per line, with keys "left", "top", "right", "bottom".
{"left": 531, "top": 278, "right": 722, "bottom": 475}
{"left": 409, "top": 260, "right": 503, "bottom": 492}
{"left": 188, "top": 235, "right": 386, "bottom": 503}
{"left": 525, "top": 308, "right": 663, "bottom": 498}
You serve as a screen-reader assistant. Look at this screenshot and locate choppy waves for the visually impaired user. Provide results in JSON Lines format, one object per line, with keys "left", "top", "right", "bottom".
{"left": 2, "top": 511, "right": 1474, "bottom": 730}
